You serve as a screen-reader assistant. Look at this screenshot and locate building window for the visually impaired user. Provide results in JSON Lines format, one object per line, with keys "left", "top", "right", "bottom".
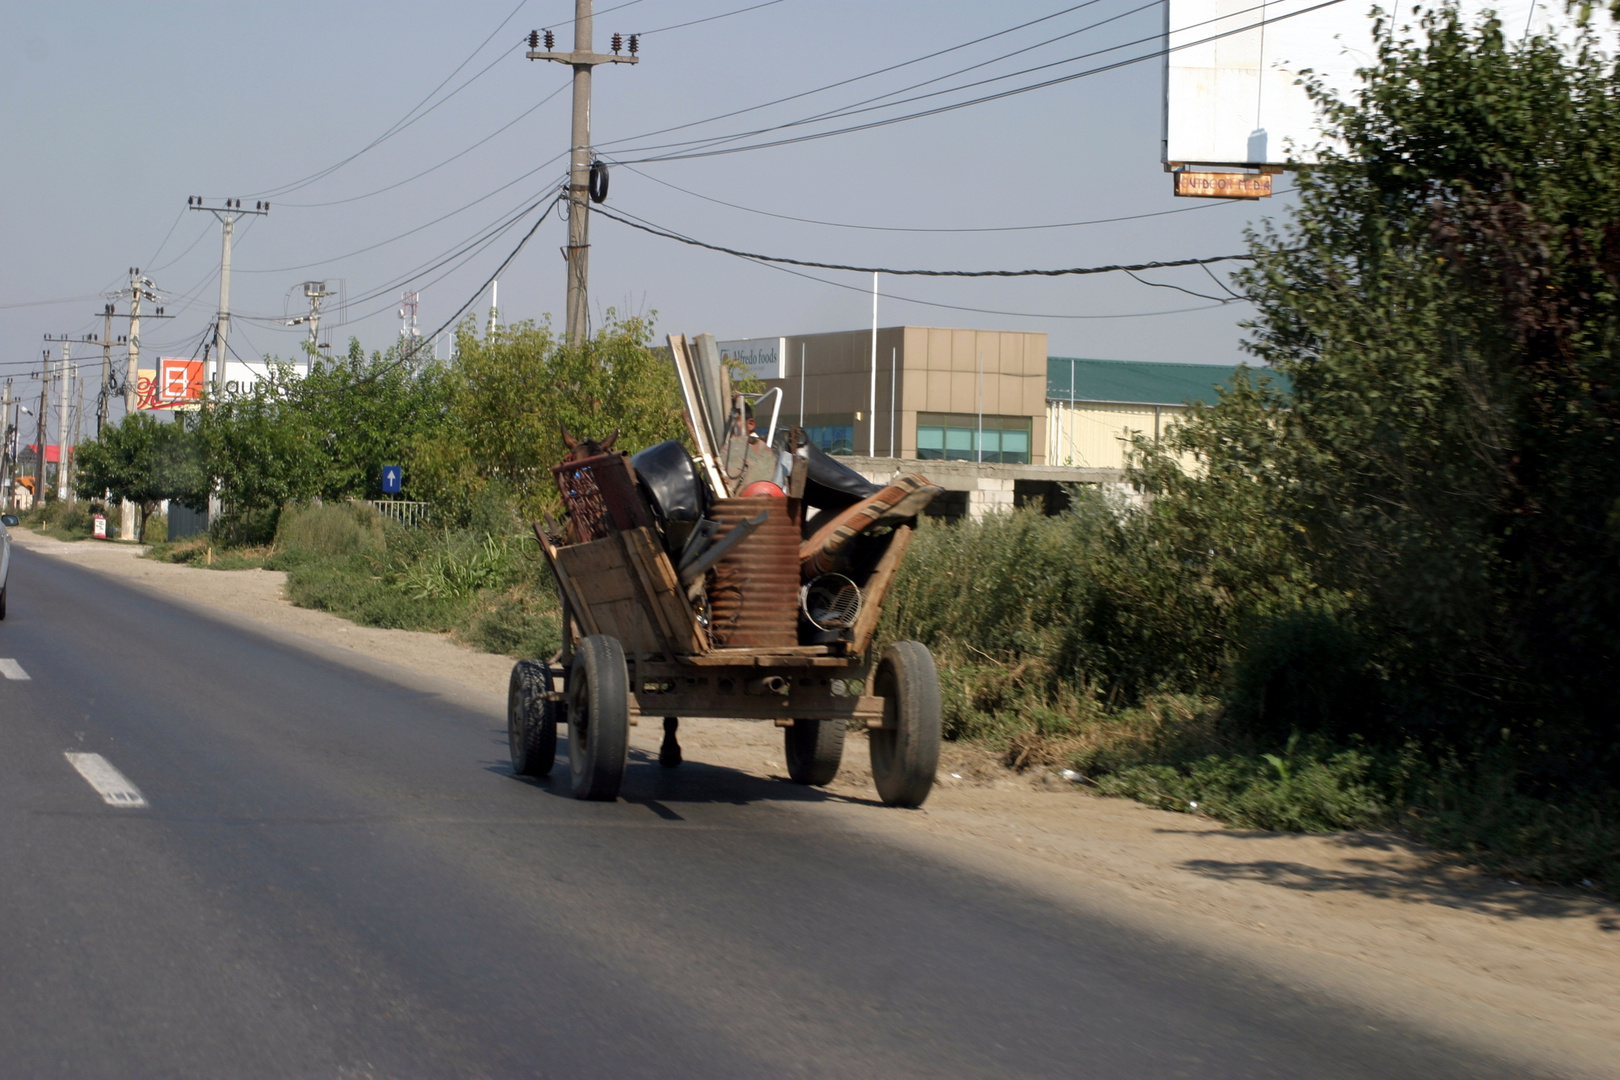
{"left": 916, "top": 413, "right": 1031, "bottom": 464}
{"left": 802, "top": 414, "right": 855, "bottom": 456}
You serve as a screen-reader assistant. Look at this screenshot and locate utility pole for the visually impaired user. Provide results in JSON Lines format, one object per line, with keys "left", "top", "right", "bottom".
{"left": 286, "top": 280, "right": 335, "bottom": 359}
{"left": 98, "top": 302, "right": 116, "bottom": 437}
{"left": 68, "top": 361, "right": 83, "bottom": 499}
{"left": 189, "top": 197, "right": 269, "bottom": 392}
{"left": 123, "top": 269, "right": 156, "bottom": 539}
{"left": 526, "top": 7, "right": 639, "bottom": 346}
{"left": 1, "top": 381, "right": 11, "bottom": 511}
{"left": 56, "top": 339, "right": 70, "bottom": 501}
{"left": 35, "top": 353, "right": 48, "bottom": 507}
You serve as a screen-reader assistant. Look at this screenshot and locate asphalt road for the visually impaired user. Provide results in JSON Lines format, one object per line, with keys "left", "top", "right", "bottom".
{"left": 0, "top": 547, "right": 1533, "bottom": 1079}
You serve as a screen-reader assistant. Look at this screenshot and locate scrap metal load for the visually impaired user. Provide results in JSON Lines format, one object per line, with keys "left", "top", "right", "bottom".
{"left": 512, "top": 333, "right": 944, "bottom": 807}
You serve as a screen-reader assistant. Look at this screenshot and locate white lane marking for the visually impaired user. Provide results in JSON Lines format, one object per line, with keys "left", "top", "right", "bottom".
{"left": 0, "top": 659, "right": 29, "bottom": 680}
{"left": 64, "top": 753, "right": 149, "bottom": 809}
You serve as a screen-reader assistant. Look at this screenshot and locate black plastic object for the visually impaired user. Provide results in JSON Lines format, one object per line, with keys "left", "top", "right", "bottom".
{"left": 631, "top": 440, "right": 708, "bottom": 552}
{"left": 791, "top": 434, "right": 881, "bottom": 510}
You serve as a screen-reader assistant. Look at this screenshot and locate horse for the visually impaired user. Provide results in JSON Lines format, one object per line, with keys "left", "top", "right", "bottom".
{"left": 560, "top": 425, "right": 619, "bottom": 463}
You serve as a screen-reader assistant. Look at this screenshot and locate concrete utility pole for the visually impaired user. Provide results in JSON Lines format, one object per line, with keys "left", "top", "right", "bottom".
{"left": 98, "top": 302, "right": 115, "bottom": 437}
{"left": 123, "top": 269, "right": 155, "bottom": 539}
{"left": 287, "top": 280, "right": 335, "bottom": 358}
{"left": 1, "top": 381, "right": 11, "bottom": 511}
{"left": 35, "top": 354, "right": 48, "bottom": 505}
{"left": 189, "top": 197, "right": 269, "bottom": 391}
{"left": 526, "top": 6, "right": 639, "bottom": 346}
{"left": 56, "top": 340, "right": 70, "bottom": 501}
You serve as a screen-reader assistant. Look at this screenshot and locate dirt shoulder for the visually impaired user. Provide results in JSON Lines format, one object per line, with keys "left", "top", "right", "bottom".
{"left": 15, "top": 527, "right": 1620, "bottom": 1078}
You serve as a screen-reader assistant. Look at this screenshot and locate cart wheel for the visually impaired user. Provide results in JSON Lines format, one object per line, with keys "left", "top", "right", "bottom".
{"left": 508, "top": 660, "right": 557, "bottom": 777}
{"left": 870, "top": 641, "right": 941, "bottom": 807}
{"left": 785, "top": 718, "right": 845, "bottom": 786}
{"left": 567, "top": 635, "right": 630, "bottom": 800}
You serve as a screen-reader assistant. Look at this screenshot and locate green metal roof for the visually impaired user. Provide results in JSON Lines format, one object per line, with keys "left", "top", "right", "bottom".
{"left": 1047, "top": 356, "right": 1290, "bottom": 406}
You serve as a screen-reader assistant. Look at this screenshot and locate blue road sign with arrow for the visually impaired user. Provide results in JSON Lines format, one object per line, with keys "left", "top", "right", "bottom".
{"left": 381, "top": 465, "right": 403, "bottom": 494}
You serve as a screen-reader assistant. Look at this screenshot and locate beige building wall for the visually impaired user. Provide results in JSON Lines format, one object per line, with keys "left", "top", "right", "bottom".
{"left": 1046, "top": 400, "right": 1197, "bottom": 470}
{"left": 764, "top": 326, "right": 1049, "bottom": 464}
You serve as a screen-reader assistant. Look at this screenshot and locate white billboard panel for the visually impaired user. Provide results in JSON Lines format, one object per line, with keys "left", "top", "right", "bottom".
{"left": 717, "top": 337, "right": 786, "bottom": 381}
{"left": 219, "top": 358, "right": 308, "bottom": 397}
{"left": 1165, "top": 0, "right": 1596, "bottom": 168}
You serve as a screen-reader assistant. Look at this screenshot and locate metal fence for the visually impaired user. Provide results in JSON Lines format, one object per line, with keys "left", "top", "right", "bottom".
{"left": 366, "top": 499, "right": 431, "bottom": 528}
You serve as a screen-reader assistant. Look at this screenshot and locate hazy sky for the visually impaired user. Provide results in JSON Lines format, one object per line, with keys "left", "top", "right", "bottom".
{"left": 1, "top": 0, "right": 1303, "bottom": 425}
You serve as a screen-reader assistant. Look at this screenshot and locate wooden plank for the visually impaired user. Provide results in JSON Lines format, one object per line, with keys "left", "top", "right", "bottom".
{"left": 629, "top": 693, "right": 884, "bottom": 722}
{"left": 679, "top": 653, "right": 855, "bottom": 668}
{"left": 618, "top": 527, "right": 705, "bottom": 655}
{"left": 850, "top": 525, "right": 914, "bottom": 657}
{"left": 533, "top": 524, "right": 601, "bottom": 637}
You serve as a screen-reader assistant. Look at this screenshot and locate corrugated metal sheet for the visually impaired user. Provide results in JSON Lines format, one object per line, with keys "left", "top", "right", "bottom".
{"left": 1046, "top": 400, "right": 1197, "bottom": 471}
{"left": 706, "top": 498, "right": 799, "bottom": 648}
{"left": 1047, "top": 357, "right": 1289, "bottom": 406}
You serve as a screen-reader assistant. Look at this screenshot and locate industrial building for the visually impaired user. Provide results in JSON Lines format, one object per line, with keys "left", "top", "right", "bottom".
{"left": 719, "top": 326, "right": 1277, "bottom": 518}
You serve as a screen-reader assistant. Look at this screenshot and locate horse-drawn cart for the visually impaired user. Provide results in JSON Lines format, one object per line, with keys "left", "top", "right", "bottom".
{"left": 507, "top": 334, "right": 944, "bottom": 806}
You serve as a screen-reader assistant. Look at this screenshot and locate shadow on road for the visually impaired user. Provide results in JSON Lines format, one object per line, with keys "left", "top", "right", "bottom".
{"left": 487, "top": 735, "right": 886, "bottom": 815}
{"left": 1169, "top": 829, "right": 1619, "bottom": 927}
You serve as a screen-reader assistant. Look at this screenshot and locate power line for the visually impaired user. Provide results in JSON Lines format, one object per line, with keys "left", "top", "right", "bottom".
{"left": 279, "top": 80, "right": 571, "bottom": 208}
{"left": 242, "top": 0, "right": 532, "bottom": 200}
{"left": 629, "top": 0, "right": 792, "bottom": 36}
{"left": 591, "top": 202, "right": 1260, "bottom": 277}
{"left": 595, "top": 2, "right": 1105, "bottom": 154}
{"left": 410, "top": 195, "right": 561, "bottom": 354}
{"left": 607, "top": 0, "right": 1156, "bottom": 159}
{"left": 233, "top": 158, "right": 568, "bottom": 275}
{"left": 733, "top": 249, "right": 1236, "bottom": 320}
{"left": 618, "top": 0, "right": 1343, "bottom": 164}
{"left": 0, "top": 294, "right": 106, "bottom": 311}
{"left": 619, "top": 160, "right": 1294, "bottom": 233}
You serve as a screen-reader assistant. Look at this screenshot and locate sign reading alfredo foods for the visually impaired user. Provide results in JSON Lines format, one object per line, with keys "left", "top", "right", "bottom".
{"left": 718, "top": 337, "right": 786, "bottom": 382}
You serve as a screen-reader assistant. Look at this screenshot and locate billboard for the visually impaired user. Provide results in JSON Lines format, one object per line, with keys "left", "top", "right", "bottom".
{"left": 136, "top": 357, "right": 309, "bottom": 408}
{"left": 1164, "top": 0, "right": 1595, "bottom": 169}
{"left": 718, "top": 337, "right": 786, "bottom": 382}
{"left": 137, "top": 358, "right": 204, "bottom": 411}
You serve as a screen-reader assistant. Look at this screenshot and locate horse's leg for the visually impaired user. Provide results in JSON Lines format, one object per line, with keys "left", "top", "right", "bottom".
{"left": 659, "top": 716, "right": 682, "bottom": 768}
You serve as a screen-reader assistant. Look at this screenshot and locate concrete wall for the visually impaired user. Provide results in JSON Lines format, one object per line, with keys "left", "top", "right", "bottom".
{"left": 835, "top": 454, "right": 1122, "bottom": 521}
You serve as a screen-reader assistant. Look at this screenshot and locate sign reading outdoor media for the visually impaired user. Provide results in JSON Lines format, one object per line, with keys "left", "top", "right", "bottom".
{"left": 717, "top": 337, "right": 785, "bottom": 382}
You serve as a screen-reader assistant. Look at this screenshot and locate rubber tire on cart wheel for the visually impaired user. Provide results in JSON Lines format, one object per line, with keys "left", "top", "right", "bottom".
{"left": 870, "top": 641, "right": 941, "bottom": 807}
{"left": 508, "top": 660, "right": 558, "bottom": 777}
{"left": 567, "top": 635, "right": 631, "bottom": 800}
{"left": 785, "top": 717, "right": 845, "bottom": 786}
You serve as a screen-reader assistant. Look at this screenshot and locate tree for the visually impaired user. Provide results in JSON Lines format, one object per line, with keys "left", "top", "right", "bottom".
{"left": 411, "top": 310, "right": 685, "bottom": 523}
{"left": 187, "top": 343, "right": 453, "bottom": 542}
{"left": 75, "top": 412, "right": 206, "bottom": 541}
{"left": 1140, "top": 5, "right": 1620, "bottom": 782}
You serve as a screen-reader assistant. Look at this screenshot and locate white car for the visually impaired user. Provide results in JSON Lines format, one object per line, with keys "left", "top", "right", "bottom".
{"left": 0, "top": 512, "right": 14, "bottom": 619}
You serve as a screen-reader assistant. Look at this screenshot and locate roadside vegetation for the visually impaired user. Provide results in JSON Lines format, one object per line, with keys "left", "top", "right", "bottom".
{"left": 41, "top": 7, "right": 1617, "bottom": 892}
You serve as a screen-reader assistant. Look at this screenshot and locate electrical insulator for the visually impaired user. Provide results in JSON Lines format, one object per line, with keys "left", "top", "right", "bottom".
{"left": 628, "top": 34, "right": 639, "bottom": 55}
{"left": 544, "top": 29, "right": 555, "bottom": 49}
{"left": 611, "top": 33, "right": 622, "bottom": 53}
{"left": 528, "top": 29, "right": 539, "bottom": 49}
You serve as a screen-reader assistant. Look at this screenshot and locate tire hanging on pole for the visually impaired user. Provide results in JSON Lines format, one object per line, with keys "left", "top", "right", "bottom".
{"left": 588, "top": 160, "right": 609, "bottom": 204}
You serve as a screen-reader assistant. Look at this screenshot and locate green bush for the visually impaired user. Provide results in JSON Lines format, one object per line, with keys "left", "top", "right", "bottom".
{"left": 1093, "top": 736, "right": 1393, "bottom": 833}
{"left": 273, "top": 500, "right": 388, "bottom": 557}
